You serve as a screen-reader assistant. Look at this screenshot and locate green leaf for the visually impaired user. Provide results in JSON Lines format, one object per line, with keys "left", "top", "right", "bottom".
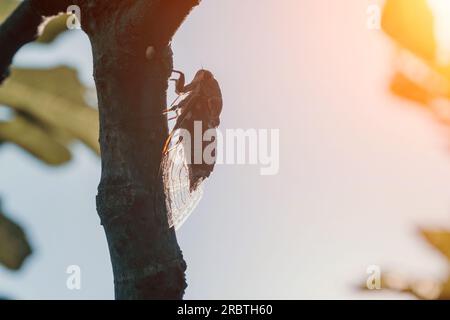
{"left": 361, "top": 230, "right": 450, "bottom": 300}
{"left": 37, "top": 14, "right": 71, "bottom": 44}
{"left": 0, "top": 0, "right": 18, "bottom": 22}
{"left": 0, "top": 115, "right": 72, "bottom": 165}
{"left": 0, "top": 66, "right": 100, "bottom": 157}
{"left": 0, "top": 204, "right": 32, "bottom": 271}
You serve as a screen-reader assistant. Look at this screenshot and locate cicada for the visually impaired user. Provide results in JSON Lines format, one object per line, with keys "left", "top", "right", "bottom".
{"left": 161, "top": 69, "right": 223, "bottom": 229}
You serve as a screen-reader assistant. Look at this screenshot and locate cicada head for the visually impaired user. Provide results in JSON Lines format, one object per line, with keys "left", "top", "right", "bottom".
{"left": 193, "top": 69, "right": 214, "bottom": 82}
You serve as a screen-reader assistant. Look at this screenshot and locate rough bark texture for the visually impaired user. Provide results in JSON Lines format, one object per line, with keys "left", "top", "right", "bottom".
{"left": 0, "top": 0, "right": 200, "bottom": 299}
{"left": 84, "top": 0, "right": 199, "bottom": 299}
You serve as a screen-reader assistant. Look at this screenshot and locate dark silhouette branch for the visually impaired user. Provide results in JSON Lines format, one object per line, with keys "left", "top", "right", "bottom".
{"left": 0, "top": 0, "right": 75, "bottom": 83}
{"left": 0, "top": 1, "right": 41, "bottom": 83}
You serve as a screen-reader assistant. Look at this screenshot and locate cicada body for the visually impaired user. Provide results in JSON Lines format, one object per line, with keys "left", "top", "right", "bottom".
{"left": 161, "top": 69, "right": 222, "bottom": 229}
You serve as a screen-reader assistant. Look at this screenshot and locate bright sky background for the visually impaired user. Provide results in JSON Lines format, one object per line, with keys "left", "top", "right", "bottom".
{"left": 1, "top": 0, "right": 450, "bottom": 299}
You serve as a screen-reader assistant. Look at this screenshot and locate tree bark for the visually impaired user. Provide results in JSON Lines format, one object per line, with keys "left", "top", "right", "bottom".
{"left": 0, "top": 0, "right": 200, "bottom": 299}
{"left": 83, "top": 0, "right": 199, "bottom": 299}
{"left": 82, "top": 0, "right": 198, "bottom": 299}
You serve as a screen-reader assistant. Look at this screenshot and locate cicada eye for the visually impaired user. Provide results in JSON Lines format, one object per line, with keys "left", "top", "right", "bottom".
{"left": 203, "top": 71, "right": 213, "bottom": 80}
{"left": 195, "top": 70, "right": 213, "bottom": 81}
{"left": 194, "top": 70, "right": 204, "bottom": 80}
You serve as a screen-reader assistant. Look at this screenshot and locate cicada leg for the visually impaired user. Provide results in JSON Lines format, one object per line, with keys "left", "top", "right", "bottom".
{"left": 162, "top": 130, "right": 177, "bottom": 155}
{"left": 171, "top": 70, "right": 186, "bottom": 95}
{"left": 163, "top": 95, "right": 182, "bottom": 115}
{"left": 162, "top": 94, "right": 201, "bottom": 155}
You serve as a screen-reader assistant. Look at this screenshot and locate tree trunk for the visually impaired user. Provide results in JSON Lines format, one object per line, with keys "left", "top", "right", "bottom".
{"left": 83, "top": 0, "right": 199, "bottom": 299}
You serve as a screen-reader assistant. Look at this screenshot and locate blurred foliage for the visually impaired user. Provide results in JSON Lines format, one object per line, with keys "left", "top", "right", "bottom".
{"left": 0, "top": 67, "right": 100, "bottom": 164}
{"left": 0, "top": 114, "right": 71, "bottom": 165}
{"left": 0, "top": 0, "right": 99, "bottom": 274}
{"left": 0, "top": 0, "right": 19, "bottom": 22}
{"left": 0, "top": 0, "right": 99, "bottom": 165}
{"left": 37, "top": 15, "right": 71, "bottom": 44}
{"left": 382, "top": 0, "right": 450, "bottom": 125}
{"left": 362, "top": 229, "right": 450, "bottom": 300}
{"left": 359, "top": 0, "right": 450, "bottom": 300}
{"left": 0, "top": 202, "right": 32, "bottom": 271}
{"left": 382, "top": 0, "right": 436, "bottom": 61}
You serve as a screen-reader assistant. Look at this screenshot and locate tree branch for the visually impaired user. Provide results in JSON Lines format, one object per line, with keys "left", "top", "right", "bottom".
{"left": 0, "top": 0, "right": 74, "bottom": 83}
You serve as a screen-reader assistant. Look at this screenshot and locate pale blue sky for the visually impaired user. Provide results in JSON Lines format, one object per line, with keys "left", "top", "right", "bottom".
{"left": 1, "top": 0, "right": 450, "bottom": 299}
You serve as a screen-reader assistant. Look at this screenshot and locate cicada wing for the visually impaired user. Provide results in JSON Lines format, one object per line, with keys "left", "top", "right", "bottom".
{"left": 161, "top": 137, "right": 204, "bottom": 230}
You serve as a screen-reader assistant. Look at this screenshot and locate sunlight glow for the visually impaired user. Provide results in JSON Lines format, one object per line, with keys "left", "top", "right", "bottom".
{"left": 428, "top": 0, "right": 450, "bottom": 65}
